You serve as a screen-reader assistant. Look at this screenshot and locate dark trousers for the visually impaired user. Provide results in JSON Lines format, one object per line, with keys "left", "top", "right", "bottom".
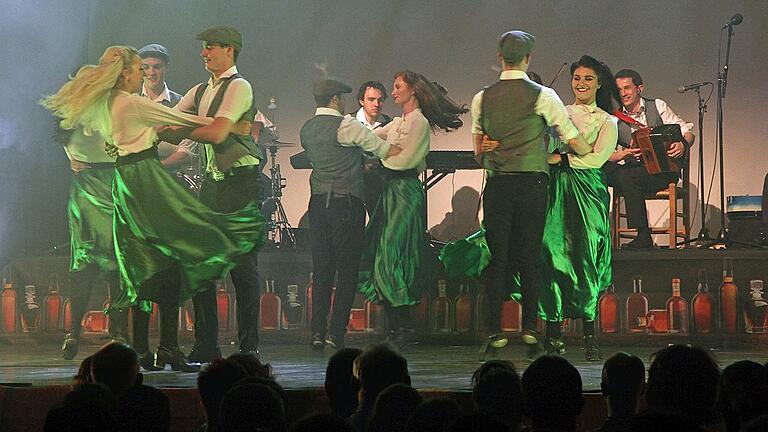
{"left": 131, "top": 266, "right": 183, "bottom": 353}
{"left": 482, "top": 173, "right": 548, "bottom": 332}
{"left": 192, "top": 168, "right": 262, "bottom": 352}
{"left": 68, "top": 267, "right": 127, "bottom": 338}
{"left": 308, "top": 194, "right": 365, "bottom": 339}
{"left": 603, "top": 162, "right": 678, "bottom": 229}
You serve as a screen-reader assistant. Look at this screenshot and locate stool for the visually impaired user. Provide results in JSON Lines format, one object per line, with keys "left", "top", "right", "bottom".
{"left": 612, "top": 181, "right": 690, "bottom": 249}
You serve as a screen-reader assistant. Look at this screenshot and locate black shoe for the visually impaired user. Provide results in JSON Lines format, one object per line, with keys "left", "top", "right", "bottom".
{"left": 311, "top": 333, "right": 325, "bottom": 351}
{"left": 61, "top": 333, "right": 79, "bottom": 360}
{"left": 521, "top": 329, "right": 546, "bottom": 360}
{"left": 325, "top": 334, "right": 344, "bottom": 350}
{"left": 188, "top": 345, "right": 222, "bottom": 363}
{"left": 583, "top": 335, "right": 602, "bottom": 361}
{"left": 139, "top": 351, "right": 163, "bottom": 371}
{"left": 544, "top": 337, "right": 567, "bottom": 355}
{"left": 478, "top": 334, "right": 509, "bottom": 361}
{"left": 623, "top": 232, "right": 654, "bottom": 249}
{"left": 155, "top": 346, "right": 201, "bottom": 372}
{"left": 238, "top": 349, "right": 260, "bottom": 358}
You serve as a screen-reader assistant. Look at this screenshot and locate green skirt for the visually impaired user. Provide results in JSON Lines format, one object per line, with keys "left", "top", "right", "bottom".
{"left": 111, "top": 156, "right": 265, "bottom": 311}
{"left": 68, "top": 167, "right": 117, "bottom": 273}
{"left": 359, "top": 176, "right": 425, "bottom": 306}
{"left": 539, "top": 165, "right": 612, "bottom": 322}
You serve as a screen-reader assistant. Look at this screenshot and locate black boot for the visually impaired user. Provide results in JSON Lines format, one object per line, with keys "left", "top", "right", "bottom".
{"left": 624, "top": 227, "right": 654, "bottom": 249}
{"left": 155, "top": 346, "right": 201, "bottom": 372}
{"left": 61, "top": 333, "right": 79, "bottom": 360}
{"left": 583, "top": 334, "right": 603, "bottom": 361}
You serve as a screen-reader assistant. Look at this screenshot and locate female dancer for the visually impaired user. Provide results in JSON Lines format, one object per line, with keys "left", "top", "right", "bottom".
{"left": 43, "top": 46, "right": 264, "bottom": 370}
{"left": 539, "top": 55, "right": 618, "bottom": 360}
{"left": 358, "top": 71, "right": 467, "bottom": 346}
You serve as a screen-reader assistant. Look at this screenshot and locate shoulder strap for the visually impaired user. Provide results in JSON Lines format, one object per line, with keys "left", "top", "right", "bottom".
{"left": 193, "top": 83, "right": 208, "bottom": 112}
{"left": 205, "top": 73, "right": 242, "bottom": 118}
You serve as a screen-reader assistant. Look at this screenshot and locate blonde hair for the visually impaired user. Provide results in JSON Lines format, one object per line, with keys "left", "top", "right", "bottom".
{"left": 41, "top": 46, "right": 138, "bottom": 139}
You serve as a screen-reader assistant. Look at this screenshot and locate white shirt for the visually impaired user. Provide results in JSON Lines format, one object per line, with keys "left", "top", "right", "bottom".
{"left": 63, "top": 128, "right": 114, "bottom": 163}
{"left": 314, "top": 107, "right": 390, "bottom": 159}
{"left": 355, "top": 107, "right": 384, "bottom": 130}
{"left": 377, "top": 109, "right": 430, "bottom": 173}
{"left": 176, "top": 66, "right": 257, "bottom": 172}
{"left": 621, "top": 98, "right": 694, "bottom": 136}
{"left": 471, "top": 70, "right": 580, "bottom": 141}
{"left": 141, "top": 82, "right": 173, "bottom": 105}
{"left": 109, "top": 90, "right": 211, "bottom": 156}
{"left": 561, "top": 103, "right": 618, "bottom": 169}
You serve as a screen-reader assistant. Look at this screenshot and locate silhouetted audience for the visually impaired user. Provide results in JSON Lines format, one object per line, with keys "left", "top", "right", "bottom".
{"left": 368, "top": 383, "right": 423, "bottom": 432}
{"left": 228, "top": 351, "right": 273, "bottom": 379}
{"left": 448, "top": 413, "right": 510, "bottom": 432}
{"left": 348, "top": 344, "right": 411, "bottom": 432}
{"left": 595, "top": 352, "right": 645, "bottom": 432}
{"left": 44, "top": 383, "right": 119, "bottom": 432}
{"left": 73, "top": 354, "right": 95, "bottom": 386}
{"left": 644, "top": 345, "right": 720, "bottom": 428}
{"left": 407, "top": 398, "right": 461, "bottom": 432}
{"left": 521, "top": 355, "right": 584, "bottom": 432}
{"left": 626, "top": 411, "right": 704, "bottom": 432}
{"left": 289, "top": 412, "right": 355, "bottom": 432}
{"left": 741, "top": 414, "right": 768, "bottom": 432}
{"left": 325, "top": 347, "right": 363, "bottom": 418}
{"left": 197, "top": 358, "right": 249, "bottom": 432}
{"left": 717, "top": 360, "right": 768, "bottom": 432}
{"left": 472, "top": 360, "right": 522, "bottom": 432}
{"left": 90, "top": 342, "right": 140, "bottom": 395}
{"left": 217, "top": 382, "right": 286, "bottom": 432}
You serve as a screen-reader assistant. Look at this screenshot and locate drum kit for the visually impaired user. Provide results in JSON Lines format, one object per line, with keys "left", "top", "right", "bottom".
{"left": 260, "top": 139, "right": 297, "bottom": 247}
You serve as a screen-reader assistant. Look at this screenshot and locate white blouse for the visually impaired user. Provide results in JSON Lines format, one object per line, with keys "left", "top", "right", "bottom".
{"left": 555, "top": 103, "right": 618, "bottom": 169}
{"left": 377, "top": 108, "right": 430, "bottom": 173}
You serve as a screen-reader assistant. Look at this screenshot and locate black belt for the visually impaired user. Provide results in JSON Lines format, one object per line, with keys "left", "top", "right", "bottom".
{"left": 88, "top": 162, "right": 116, "bottom": 170}
{"left": 380, "top": 167, "right": 418, "bottom": 180}
{"left": 206, "top": 164, "right": 259, "bottom": 180}
{"left": 116, "top": 147, "right": 158, "bottom": 166}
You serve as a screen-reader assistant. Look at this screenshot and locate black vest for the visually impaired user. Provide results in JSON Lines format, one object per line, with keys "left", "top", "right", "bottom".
{"left": 300, "top": 115, "right": 365, "bottom": 200}
{"left": 480, "top": 79, "right": 548, "bottom": 174}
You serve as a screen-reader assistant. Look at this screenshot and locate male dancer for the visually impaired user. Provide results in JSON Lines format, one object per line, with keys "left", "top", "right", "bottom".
{"left": 354, "top": 81, "right": 392, "bottom": 217}
{"left": 472, "top": 30, "right": 589, "bottom": 359}
{"left": 301, "top": 77, "right": 399, "bottom": 350}
{"left": 175, "top": 26, "right": 264, "bottom": 360}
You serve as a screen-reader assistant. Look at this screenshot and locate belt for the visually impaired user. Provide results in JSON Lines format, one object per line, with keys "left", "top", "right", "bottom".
{"left": 380, "top": 167, "right": 418, "bottom": 180}
{"left": 116, "top": 147, "right": 158, "bottom": 166}
{"left": 87, "top": 162, "right": 116, "bottom": 170}
{"left": 205, "top": 164, "right": 259, "bottom": 181}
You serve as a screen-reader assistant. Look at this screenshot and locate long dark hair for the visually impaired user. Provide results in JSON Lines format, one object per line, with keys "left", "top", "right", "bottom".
{"left": 394, "top": 70, "right": 468, "bottom": 133}
{"left": 569, "top": 55, "right": 619, "bottom": 113}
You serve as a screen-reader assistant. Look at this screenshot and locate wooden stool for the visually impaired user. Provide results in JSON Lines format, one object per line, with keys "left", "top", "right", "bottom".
{"left": 612, "top": 181, "right": 690, "bottom": 249}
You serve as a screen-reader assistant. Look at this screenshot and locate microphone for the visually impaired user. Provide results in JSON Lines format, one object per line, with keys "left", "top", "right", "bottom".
{"left": 678, "top": 82, "right": 711, "bottom": 93}
{"left": 722, "top": 13, "right": 743, "bottom": 29}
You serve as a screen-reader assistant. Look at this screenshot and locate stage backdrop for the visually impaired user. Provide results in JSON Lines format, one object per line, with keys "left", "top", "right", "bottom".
{"left": 1, "top": 0, "right": 766, "bottom": 265}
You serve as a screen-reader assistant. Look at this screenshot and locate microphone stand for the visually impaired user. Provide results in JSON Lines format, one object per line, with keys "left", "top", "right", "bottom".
{"left": 703, "top": 23, "right": 760, "bottom": 248}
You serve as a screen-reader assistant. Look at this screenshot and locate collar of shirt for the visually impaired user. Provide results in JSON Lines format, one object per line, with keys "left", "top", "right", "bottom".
{"left": 499, "top": 70, "right": 529, "bottom": 81}
{"left": 207, "top": 65, "right": 239, "bottom": 87}
{"left": 355, "top": 107, "right": 381, "bottom": 129}
{"left": 315, "top": 107, "right": 342, "bottom": 117}
{"left": 622, "top": 97, "right": 647, "bottom": 117}
{"left": 140, "top": 83, "right": 172, "bottom": 103}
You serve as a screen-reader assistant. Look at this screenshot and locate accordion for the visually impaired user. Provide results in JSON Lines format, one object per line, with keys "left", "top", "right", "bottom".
{"left": 632, "top": 124, "right": 684, "bottom": 175}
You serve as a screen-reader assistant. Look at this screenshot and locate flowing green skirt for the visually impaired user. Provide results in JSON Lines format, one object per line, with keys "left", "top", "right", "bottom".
{"left": 439, "top": 166, "right": 612, "bottom": 320}
{"left": 111, "top": 157, "right": 265, "bottom": 311}
{"left": 359, "top": 176, "right": 425, "bottom": 306}
{"left": 539, "top": 165, "right": 612, "bottom": 322}
{"left": 68, "top": 168, "right": 117, "bottom": 273}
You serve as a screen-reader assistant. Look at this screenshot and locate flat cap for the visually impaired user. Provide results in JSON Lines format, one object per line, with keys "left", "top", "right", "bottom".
{"left": 499, "top": 30, "right": 535, "bottom": 64}
{"left": 138, "top": 43, "right": 170, "bottom": 62}
{"left": 197, "top": 26, "right": 242, "bottom": 50}
{"left": 313, "top": 76, "right": 352, "bottom": 98}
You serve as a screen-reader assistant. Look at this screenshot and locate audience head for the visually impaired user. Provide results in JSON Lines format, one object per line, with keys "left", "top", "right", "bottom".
{"left": 717, "top": 360, "right": 768, "bottom": 432}
{"left": 289, "top": 412, "right": 354, "bottom": 432}
{"left": 368, "top": 383, "right": 423, "bottom": 432}
{"left": 472, "top": 360, "right": 522, "bottom": 431}
{"left": 74, "top": 355, "right": 95, "bottom": 386}
{"left": 356, "top": 344, "right": 411, "bottom": 409}
{"left": 217, "top": 382, "right": 286, "bottom": 432}
{"left": 90, "top": 341, "right": 140, "bottom": 394}
{"left": 448, "top": 413, "right": 510, "bottom": 432}
{"left": 116, "top": 384, "right": 170, "bottom": 432}
{"left": 645, "top": 345, "right": 720, "bottom": 426}
{"left": 741, "top": 414, "right": 768, "bottom": 432}
{"left": 601, "top": 352, "right": 645, "bottom": 414}
{"left": 521, "top": 355, "right": 584, "bottom": 430}
{"left": 44, "top": 383, "right": 118, "bottom": 432}
{"left": 228, "top": 351, "right": 273, "bottom": 379}
{"left": 628, "top": 411, "right": 705, "bottom": 432}
{"left": 325, "top": 347, "right": 362, "bottom": 417}
{"left": 197, "top": 358, "right": 249, "bottom": 430}
{"left": 408, "top": 398, "right": 461, "bottom": 432}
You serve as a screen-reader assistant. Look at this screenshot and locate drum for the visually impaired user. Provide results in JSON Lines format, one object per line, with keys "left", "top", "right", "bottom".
{"left": 726, "top": 195, "right": 762, "bottom": 220}
{"left": 174, "top": 166, "right": 202, "bottom": 193}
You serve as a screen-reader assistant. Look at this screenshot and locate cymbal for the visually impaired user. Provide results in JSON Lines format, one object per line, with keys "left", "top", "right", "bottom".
{"left": 265, "top": 140, "right": 297, "bottom": 148}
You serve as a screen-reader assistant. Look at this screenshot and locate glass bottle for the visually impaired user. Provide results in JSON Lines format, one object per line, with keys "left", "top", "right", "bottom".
{"left": 744, "top": 280, "right": 768, "bottom": 334}
{"left": 364, "top": 299, "right": 385, "bottom": 332}
{"left": 413, "top": 287, "right": 430, "bottom": 334}
{"left": 666, "top": 278, "right": 688, "bottom": 334}
{"left": 1, "top": 277, "right": 17, "bottom": 333}
{"left": 720, "top": 258, "right": 739, "bottom": 334}
{"left": 454, "top": 284, "right": 472, "bottom": 334}
{"left": 44, "top": 274, "right": 63, "bottom": 332}
{"left": 431, "top": 280, "right": 452, "bottom": 333}
{"left": 282, "top": 284, "right": 305, "bottom": 330}
{"left": 216, "top": 279, "right": 232, "bottom": 332}
{"left": 474, "top": 285, "right": 486, "bottom": 332}
{"left": 62, "top": 297, "right": 73, "bottom": 332}
{"left": 598, "top": 285, "right": 620, "bottom": 333}
{"left": 625, "top": 275, "right": 649, "bottom": 333}
{"left": 21, "top": 285, "right": 40, "bottom": 333}
{"left": 147, "top": 301, "right": 159, "bottom": 335}
{"left": 500, "top": 298, "right": 522, "bottom": 332}
{"left": 181, "top": 299, "right": 195, "bottom": 332}
{"left": 638, "top": 309, "right": 668, "bottom": 334}
{"left": 692, "top": 269, "right": 715, "bottom": 334}
{"left": 260, "top": 279, "right": 281, "bottom": 331}
{"left": 347, "top": 293, "right": 366, "bottom": 332}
